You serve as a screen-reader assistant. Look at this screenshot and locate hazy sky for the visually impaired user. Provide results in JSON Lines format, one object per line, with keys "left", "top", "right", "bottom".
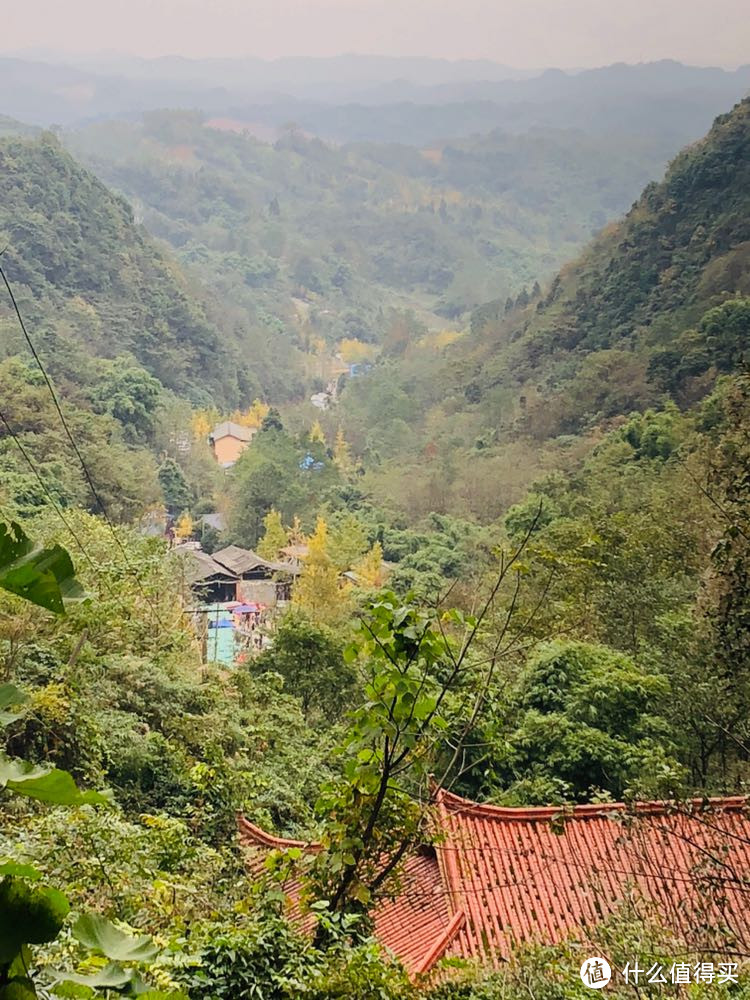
{"left": 4, "top": 0, "right": 749, "bottom": 68}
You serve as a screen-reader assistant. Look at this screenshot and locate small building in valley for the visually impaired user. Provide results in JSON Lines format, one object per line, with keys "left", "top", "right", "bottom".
{"left": 211, "top": 544, "right": 298, "bottom": 605}
{"left": 209, "top": 421, "right": 256, "bottom": 468}
{"left": 181, "top": 549, "right": 239, "bottom": 604}
{"left": 181, "top": 544, "right": 298, "bottom": 606}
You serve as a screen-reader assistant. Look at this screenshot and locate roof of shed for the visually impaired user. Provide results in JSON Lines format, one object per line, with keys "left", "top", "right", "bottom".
{"left": 213, "top": 544, "right": 300, "bottom": 576}
{"left": 180, "top": 548, "right": 237, "bottom": 585}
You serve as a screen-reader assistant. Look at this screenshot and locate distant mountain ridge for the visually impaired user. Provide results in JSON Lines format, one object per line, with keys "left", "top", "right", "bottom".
{"left": 1, "top": 54, "right": 747, "bottom": 145}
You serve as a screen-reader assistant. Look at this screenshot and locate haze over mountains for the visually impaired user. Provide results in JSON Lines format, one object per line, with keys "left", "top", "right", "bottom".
{"left": 2, "top": 52, "right": 749, "bottom": 145}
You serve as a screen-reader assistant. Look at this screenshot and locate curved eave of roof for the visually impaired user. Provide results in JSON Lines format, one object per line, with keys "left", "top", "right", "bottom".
{"left": 436, "top": 786, "right": 748, "bottom": 821}
{"left": 179, "top": 548, "right": 238, "bottom": 584}
{"left": 238, "top": 815, "right": 322, "bottom": 852}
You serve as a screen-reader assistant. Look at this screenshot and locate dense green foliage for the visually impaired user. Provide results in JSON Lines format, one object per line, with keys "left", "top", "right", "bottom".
{"left": 333, "top": 98, "right": 750, "bottom": 521}
{"left": 469, "top": 640, "right": 677, "bottom": 805}
{"left": 66, "top": 109, "right": 675, "bottom": 344}
{"left": 252, "top": 611, "right": 352, "bottom": 722}
{"left": 2, "top": 79, "right": 750, "bottom": 1000}
{"left": 0, "top": 134, "right": 242, "bottom": 404}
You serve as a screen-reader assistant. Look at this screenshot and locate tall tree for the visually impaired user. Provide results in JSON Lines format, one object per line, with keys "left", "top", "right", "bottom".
{"left": 328, "top": 513, "right": 369, "bottom": 573}
{"left": 157, "top": 458, "right": 191, "bottom": 513}
{"left": 333, "top": 427, "right": 353, "bottom": 475}
{"left": 253, "top": 611, "right": 352, "bottom": 721}
{"left": 257, "top": 508, "right": 287, "bottom": 561}
{"left": 354, "top": 541, "right": 385, "bottom": 587}
{"left": 292, "top": 517, "right": 347, "bottom": 625}
{"left": 309, "top": 420, "right": 326, "bottom": 446}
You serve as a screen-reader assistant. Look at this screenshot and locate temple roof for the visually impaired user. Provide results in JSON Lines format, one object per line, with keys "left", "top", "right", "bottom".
{"left": 239, "top": 790, "right": 750, "bottom": 976}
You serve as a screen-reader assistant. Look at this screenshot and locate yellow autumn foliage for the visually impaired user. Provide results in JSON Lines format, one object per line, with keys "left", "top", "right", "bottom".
{"left": 338, "top": 338, "right": 377, "bottom": 364}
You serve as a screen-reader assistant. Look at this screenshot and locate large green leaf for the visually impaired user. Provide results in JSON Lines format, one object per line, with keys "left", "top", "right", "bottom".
{"left": 0, "top": 860, "right": 42, "bottom": 881}
{"left": 0, "top": 753, "right": 111, "bottom": 806}
{"left": 49, "top": 964, "right": 133, "bottom": 989}
{"left": 0, "top": 877, "right": 70, "bottom": 962}
{"left": 0, "top": 683, "right": 29, "bottom": 727}
{"left": 72, "top": 914, "right": 158, "bottom": 963}
{"left": 0, "top": 522, "right": 84, "bottom": 615}
{"left": 0, "top": 977, "right": 38, "bottom": 1000}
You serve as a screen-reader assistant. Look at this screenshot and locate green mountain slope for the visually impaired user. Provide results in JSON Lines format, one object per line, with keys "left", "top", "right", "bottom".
{"left": 507, "top": 98, "right": 750, "bottom": 354}
{"left": 0, "top": 133, "right": 250, "bottom": 405}
{"left": 0, "top": 133, "right": 249, "bottom": 519}
{"left": 471, "top": 97, "right": 750, "bottom": 428}
{"left": 65, "top": 109, "right": 677, "bottom": 332}
{"left": 336, "top": 98, "right": 750, "bottom": 519}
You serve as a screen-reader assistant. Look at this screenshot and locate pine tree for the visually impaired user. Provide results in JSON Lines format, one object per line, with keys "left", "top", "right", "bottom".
{"left": 158, "top": 457, "right": 191, "bottom": 512}
{"left": 292, "top": 516, "right": 348, "bottom": 624}
{"left": 258, "top": 508, "right": 287, "bottom": 561}
{"left": 261, "top": 408, "right": 284, "bottom": 433}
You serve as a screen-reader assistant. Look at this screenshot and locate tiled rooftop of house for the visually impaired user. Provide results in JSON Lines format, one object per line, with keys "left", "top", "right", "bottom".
{"left": 239, "top": 788, "right": 750, "bottom": 977}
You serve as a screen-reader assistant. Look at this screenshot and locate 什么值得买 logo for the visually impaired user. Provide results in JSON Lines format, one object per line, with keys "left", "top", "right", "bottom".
{"left": 580, "top": 957, "right": 612, "bottom": 989}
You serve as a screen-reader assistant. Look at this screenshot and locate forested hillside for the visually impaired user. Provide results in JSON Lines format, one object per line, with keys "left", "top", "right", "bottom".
{"left": 0, "top": 133, "right": 243, "bottom": 402}
{"left": 335, "top": 97, "right": 750, "bottom": 519}
{"left": 67, "top": 109, "right": 677, "bottom": 331}
{"left": 0, "top": 132, "right": 240, "bottom": 518}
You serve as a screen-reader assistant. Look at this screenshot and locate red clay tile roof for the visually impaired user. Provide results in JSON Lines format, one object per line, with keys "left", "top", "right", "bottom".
{"left": 239, "top": 790, "right": 750, "bottom": 975}
{"left": 435, "top": 788, "right": 750, "bottom": 967}
{"left": 238, "top": 817, "right": 455, "bottom": 974}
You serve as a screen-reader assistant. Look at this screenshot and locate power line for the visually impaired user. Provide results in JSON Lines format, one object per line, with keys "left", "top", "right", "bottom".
{"left": 0, "top": 263, "right": 162, "bottom": 622}
{"left": 0, "top": 407, "right": 191, "bottom": 637}
{"left": 0, "top": 407, "right": 106, "bottom": 587}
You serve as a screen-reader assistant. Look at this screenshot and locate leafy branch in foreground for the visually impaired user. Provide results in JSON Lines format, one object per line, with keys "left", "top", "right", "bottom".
{"left": 306, "top": 511, "right": 544, "bottom": 929}
{"left": 0, "top": 521, "right": 84, "bottom": 615}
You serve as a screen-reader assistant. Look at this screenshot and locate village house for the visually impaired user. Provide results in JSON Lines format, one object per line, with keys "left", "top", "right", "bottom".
{"left": 181, "top": 548, "right": 238, "bottom": 604}
{"left": 211, "top": 544, "right": 298, "bottom": 604}
{"left": 182, "top": 544, "right": 299, "bottom": 606}
{"left": 209, "top": 421, "right": 257, "bottom": 467}
{"left": 240, "top": 788, "right": 750, "bottom": 978}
